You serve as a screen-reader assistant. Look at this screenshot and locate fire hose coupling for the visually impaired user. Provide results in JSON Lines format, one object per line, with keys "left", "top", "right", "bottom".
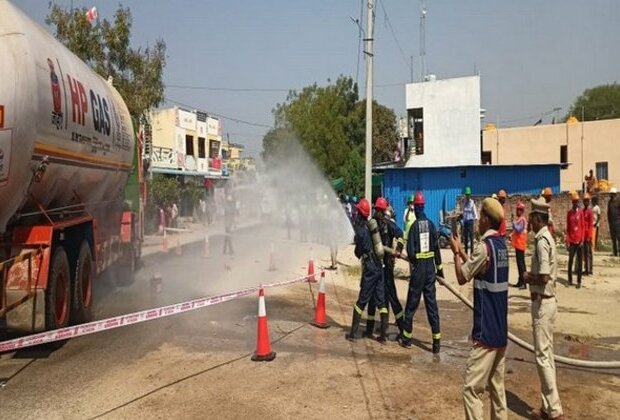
{"left": 33, "top": 155, "right": 50, "bottom": 183}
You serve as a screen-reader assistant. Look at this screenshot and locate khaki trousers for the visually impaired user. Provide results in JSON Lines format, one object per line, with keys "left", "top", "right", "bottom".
{"left": 463, "top": 345, "right": 507, "bottom": 420}
{"left": 531, "top": 298, "right": 563, "bottom": 418}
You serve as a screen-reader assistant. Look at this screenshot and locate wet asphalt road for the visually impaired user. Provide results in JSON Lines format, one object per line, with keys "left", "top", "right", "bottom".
{"left": 0, "top": 224, "right": 324, "bottom": 419}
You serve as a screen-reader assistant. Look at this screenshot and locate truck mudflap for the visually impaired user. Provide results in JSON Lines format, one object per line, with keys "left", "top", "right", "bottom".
{"left": 1, "top": 248, "right": 49, "bottom": 332}
{"left": 120, "top": 211, "right": 133, "bottom": 243}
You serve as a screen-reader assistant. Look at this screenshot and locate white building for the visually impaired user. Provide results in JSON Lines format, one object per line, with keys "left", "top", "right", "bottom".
{"left": 404, "top": 75, "right": 481, "bottom": 167}
{"left": 146, "top": 107, "right": 224, "bottom": 179}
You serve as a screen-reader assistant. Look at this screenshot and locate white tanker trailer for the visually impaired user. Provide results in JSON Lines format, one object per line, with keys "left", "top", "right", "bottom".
{"left": 0, "top": 1, "right": 145, "bottom": 333}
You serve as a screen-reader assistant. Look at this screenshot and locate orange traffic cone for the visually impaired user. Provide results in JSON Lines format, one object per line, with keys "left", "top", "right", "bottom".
{"left": 162, "top": 230, "right": 169, "bottom": 253}
{"left": 310, "top": 271, "right": 329, "bottom": 329}
{"left": 307, "top": 249, "right": 316, "bottom": 282}
{"left": 268, "top": 243, "right": 276, "bottom": 271}
{"left": 251, "top": 288, "right": 276, "bottom": 362}
{"left": 203, "top": 234, "right": 210, "bottom": 258}
{"left": 175, "top": 237, "right": 182, "bottom": 256}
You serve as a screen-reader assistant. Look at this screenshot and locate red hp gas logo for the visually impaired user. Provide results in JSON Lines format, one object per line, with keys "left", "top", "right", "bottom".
{"left": 48, "top": 58, "right": 63, "bottom": 130}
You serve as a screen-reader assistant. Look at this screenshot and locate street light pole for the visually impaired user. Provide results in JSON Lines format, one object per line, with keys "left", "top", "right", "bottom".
{"left": 364, "top": 0, "right": 375, "bottom": 201}
{"left": 581, "top": 106, "right": 585, "bottom": 192}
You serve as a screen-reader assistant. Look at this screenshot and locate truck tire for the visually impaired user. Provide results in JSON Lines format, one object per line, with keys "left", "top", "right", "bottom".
{"left": 45, "top": 247, "right": 71, "bottom": 330}
{"left": 71, "top": 241, "right": 94, "bottom": 324}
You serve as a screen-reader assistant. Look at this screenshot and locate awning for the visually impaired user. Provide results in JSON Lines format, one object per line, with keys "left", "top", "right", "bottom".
{"left": 151, "top": 167, "right": 229, "bottom": 179}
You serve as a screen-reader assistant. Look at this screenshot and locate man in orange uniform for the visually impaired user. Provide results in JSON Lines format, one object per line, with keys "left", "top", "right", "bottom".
{"left": 582, "top": 193, "right": 594, "bottom": 275}
{"left": 497, "top": 189, "right": 508, "bottom": 237}
{"left": 566, "top": 191, "right": 585, "bottom": 288}
{"left": 542, "top": 188, "right": 555, "bottom": 235}
{"left": 511, "top": 201, "right": 528, "bottom": 289}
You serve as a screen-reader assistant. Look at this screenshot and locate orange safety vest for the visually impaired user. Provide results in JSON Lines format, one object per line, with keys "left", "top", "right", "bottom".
{"left": 511, "top": 216, "right": 527, "bottom": 251}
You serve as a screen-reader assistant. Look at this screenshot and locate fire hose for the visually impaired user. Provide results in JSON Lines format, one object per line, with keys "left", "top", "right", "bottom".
{"left": 387, "top": 249, "right": 620, "bottom": 369}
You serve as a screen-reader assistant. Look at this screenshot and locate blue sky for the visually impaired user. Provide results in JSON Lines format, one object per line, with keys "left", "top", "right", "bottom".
{"left": 15, "top": 0, "right": 620, "bottom": 157}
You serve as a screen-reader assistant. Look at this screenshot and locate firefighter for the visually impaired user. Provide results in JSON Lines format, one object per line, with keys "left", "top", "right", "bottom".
{"left": 365, "top": 197, "right": 406, "bottom": 340}
{"left": 346, "top": 198, "right": 389, "bottom": 342}
{"left": 399, "top": 191, "right": 444, "bottom": 353}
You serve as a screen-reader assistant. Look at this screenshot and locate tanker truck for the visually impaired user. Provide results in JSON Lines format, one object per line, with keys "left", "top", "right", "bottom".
{"left": 0, "top": 1, "right": 145, "bottom": 333}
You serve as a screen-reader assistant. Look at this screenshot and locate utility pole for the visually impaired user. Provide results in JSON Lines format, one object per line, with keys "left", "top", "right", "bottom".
{"left": 410, "top": 55, "right": 414, "bottom": 83}
{"left": 364, "top": 0, "right": 375, "bottom": 201}
{"left": 581, "top": 106, "right": 585, "bottom": 192}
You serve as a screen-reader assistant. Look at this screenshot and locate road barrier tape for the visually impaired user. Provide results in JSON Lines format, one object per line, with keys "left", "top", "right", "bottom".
{"left": 0, "top": 271, "right": 323, "bottom": 353}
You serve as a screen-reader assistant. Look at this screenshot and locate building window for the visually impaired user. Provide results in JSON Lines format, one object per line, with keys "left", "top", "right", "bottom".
{"left": 209, "top": 140, "right": 220, "bottom": 159}
{"left": 596, "top": 162, "right": 608, "bottom": 181}
{"left": 198, "top": 137, "right": 206, "bottom": 158}
{"left": 560, "top": 145, "right": 568, "bottom": 170}
{"left": 408, "top": 107, "right": 424, "bottom": 155}
{"left": 185, "top": 135, "right": 194, "bottom": 156}
{"left": 481, "top": 151, "right": 492, "bottom": 165}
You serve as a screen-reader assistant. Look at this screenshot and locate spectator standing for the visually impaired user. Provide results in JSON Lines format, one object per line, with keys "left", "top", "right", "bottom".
{"left": 542, "top": 188, "right": 555, "bottom": 236}
{"left": 171, "top": 202, "right": 179, "bottom": 229}
{"left": 566, "top": 191, "right": 585, "bottom": 288}
{"left": 591, "top": 196, "right": 601, "bottom": 251}
{"left": 461, "top": 187, "right": 478, "bottom": 256}
{"left": 511, "top": 201, "right": 527, "bottom": 289}
{"left": 585, "top": 169, "right": 598, "bottom": 194}
{"left": 222, "top": 195, "right": 235, "bottom": 255}
{"left": 450, "top": 198, "right": 509, "bottom": 420}
{"left": 582, "top": 193, "right": 594, "bottom": 275}
{"left": 608, "top": 188, "right": 620, "bottom": 256}
{"left": 524, "top": 197, "right": 565, "bottom": 420}
{"left": 496, "top": 189, "right": 508, "bottom": 238}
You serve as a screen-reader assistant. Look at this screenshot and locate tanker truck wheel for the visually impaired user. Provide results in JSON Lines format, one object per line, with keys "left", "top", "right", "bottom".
{"left": 71, "top": 242, "right": 94, "bottom": 324}
{"left": 45, "top": 247, "right": 71, "bottom": 330}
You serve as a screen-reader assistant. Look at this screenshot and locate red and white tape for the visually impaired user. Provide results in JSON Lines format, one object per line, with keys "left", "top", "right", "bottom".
{"left": 0, "top": 271, "right": 322, "bottom": 353}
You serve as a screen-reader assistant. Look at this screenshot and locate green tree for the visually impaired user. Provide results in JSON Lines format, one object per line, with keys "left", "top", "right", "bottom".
{"left": 263, "top": 76, "right": 399, "bottom": 194}
{"left": 269, "top": 76, "right": 359, "bottom": 179}
{"left": 46, "top": 5, "right": 166, "bottom": 119}
{"left": 351, "top": 100, "right": 400, "bottom": 164}
{"left": 148, "top": 175, "right": 180, "bottom": 210}
{"left": 565, "top": 83, "right": 620, "bottom": 121}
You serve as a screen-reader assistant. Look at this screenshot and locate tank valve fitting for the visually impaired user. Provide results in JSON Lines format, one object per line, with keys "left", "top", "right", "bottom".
{"left": 33, "top": 156, "right": 50, "bottom": 183}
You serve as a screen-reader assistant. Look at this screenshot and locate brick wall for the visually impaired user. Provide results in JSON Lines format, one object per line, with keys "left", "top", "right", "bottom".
{"left": 465, "top": 192, "right": 613, "bottom": 241}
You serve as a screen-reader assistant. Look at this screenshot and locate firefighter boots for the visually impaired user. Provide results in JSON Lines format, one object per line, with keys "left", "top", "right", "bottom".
{"left": 362, "top": 319, "right": 375, "bottom": 339}
{"left": 376, "top": 313, "right": 389, "bottom": 343}
{"left": 345, "top": 309, "right": 362, "bottom": 341}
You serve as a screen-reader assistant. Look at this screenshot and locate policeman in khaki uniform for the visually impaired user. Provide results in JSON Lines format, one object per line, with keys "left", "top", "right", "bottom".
{"left": 524, "top": 197, "right": 565, "bottom": 420}
{"left": 450, "top": 197, "right": 508, "bottom": 420}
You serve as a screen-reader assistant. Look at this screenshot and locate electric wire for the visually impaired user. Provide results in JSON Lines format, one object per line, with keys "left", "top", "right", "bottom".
{"left": 377, "top": 0, "right": 411, "bottom": 72}
{"left": 167, "top": 85, "right": 289, "bottom": 92}
{"left": 164, "top": 97, "right": 273, "bottom": 129}
{"left": 356, "top": 0, "right": 364, "bottom": 85}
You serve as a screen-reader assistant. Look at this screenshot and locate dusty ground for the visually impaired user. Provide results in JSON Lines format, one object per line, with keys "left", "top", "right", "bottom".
{"left": 0, "top": 225, "right": 619, "bottom": 419}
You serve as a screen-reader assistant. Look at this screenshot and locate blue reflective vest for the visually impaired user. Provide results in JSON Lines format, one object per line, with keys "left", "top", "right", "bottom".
{"left": 472, "top": 235, "right": 509, "bottom": 348}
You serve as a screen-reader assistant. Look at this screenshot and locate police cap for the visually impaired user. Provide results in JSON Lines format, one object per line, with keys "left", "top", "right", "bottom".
{"left": 481, "top": 197, "right": 504, "bottom": 224}
{"left": 530, "top": 196, "right": 550, "bottom": 215}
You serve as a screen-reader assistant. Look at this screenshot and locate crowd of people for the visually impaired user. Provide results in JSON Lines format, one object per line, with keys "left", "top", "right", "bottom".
{"left": 344, "top": 185, "right": 590, "bottom": 420}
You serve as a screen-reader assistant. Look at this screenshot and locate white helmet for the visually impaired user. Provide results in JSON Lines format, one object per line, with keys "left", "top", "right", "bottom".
{"left": 610, "top": 187, "right": 618, "bottom": 194}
